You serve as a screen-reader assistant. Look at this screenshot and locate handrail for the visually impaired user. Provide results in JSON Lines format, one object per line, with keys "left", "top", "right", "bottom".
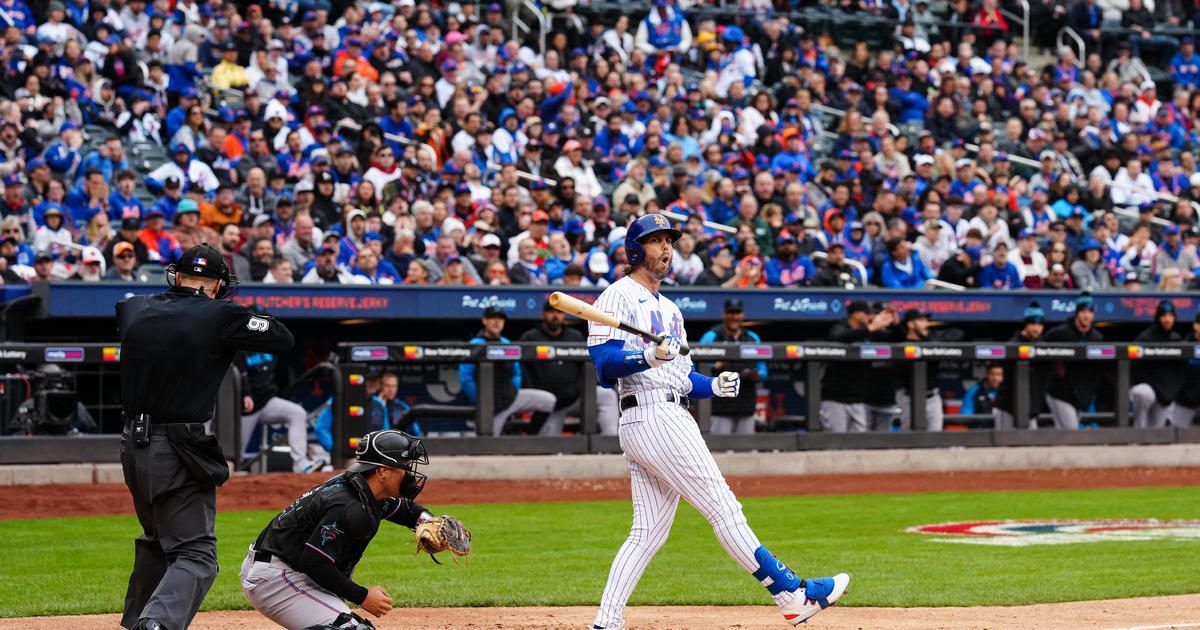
{"left": 333, "top": 119, "right": 440, "bottom": 171}
{"left": 512, "top": 0, "right": 548, "bottom": 57}
{"left": 517, "top": 169, "right": 556, "bottom": 186}
{"left": 927, "top": 279, "right": 967, "bottom": 291}
{"left": 810, "top": 103, "right": 847, "bottom": 119}
{"left": 1018, "top": 0, "right": 1031, "bottom": 61}
{"left": 661, "top": 210, "right": 737, "bottom": 234}
{"left": 809, "top": 250, "right": 869, "bottom": 285}
{"left": 1057, "top": 27, "right": 1085, "bottom": 69}
{"left": 963, "top": 143, "right": 1187, "bottom": 224}
{"left": 1106, "top": 181, "right": 1198, "bottom": 221}
{"left": 527, "top": 0, "right": 548, "bottom": 58}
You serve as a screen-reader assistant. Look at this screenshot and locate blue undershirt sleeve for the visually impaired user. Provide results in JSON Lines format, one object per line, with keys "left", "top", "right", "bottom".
{"left": 688, "top": 370, "right": 715, "bottom": 399}
{"left": 589, "top": 339, "right": 650, "bottom": 387}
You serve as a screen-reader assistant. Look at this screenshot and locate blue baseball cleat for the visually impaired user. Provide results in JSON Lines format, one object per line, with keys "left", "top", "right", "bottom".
{"left": 780, "top": 573, "right": 850, "bottom": 625}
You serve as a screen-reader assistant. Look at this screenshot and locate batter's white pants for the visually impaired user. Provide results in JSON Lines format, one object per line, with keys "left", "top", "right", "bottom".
{"left": 1045, "top": 394, "right": 1080, "bottom": 429}
{"left": 241, "top": 397, "right": 313, "bottom": 473}
{"left": 540, "top": 387, "right": 620, "bottom": 436}
{"left": 710, "top": 414, "right": 756, "bottom": 434}
{"left": 1130, "top": 384, "right": 1173, "bottom": 428}
{"left": 819, "top": 401, "right": 868, "bottom": 432}
{"left": 895, "top": 391, "right": 944, "bottom": 431}
{"left": 240, "top": 547, "right": 356, "bottom": 630}
{"left": 593, "top": 397, "right": 762, "bottom": 629}
{"left": 1169, "top": 404, "right": 1197, "bottom": 427}
{"left": 492, "top": 388, "right": 557, "bottom": 436}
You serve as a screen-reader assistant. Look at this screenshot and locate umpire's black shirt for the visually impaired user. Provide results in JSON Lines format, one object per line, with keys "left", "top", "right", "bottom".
{"left": 117, "top": 285, "right": 295, "bottom": 423}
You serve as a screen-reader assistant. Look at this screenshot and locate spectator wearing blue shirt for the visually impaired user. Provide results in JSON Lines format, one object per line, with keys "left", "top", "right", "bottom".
{"left": 888, "top": 71, "right": 929, "bottom": 125}
{"left": 764, "top": 232, "right": 816, "bottom": 286}
{"left": 881, "top": 236, "right": 933, "bottom": 288}
{"left": 350, "top": 247, "right": 398, "bottom": 284}
{"left": 76, "top": 136, "right": 129, "bottom": 187}
{"left": 458, "top": 306, "right": 556, "bottom": 436}
{"left": 108, "top": 170, "right": 144, "bottom": 224}
{"left": 977, "top": 242, "right": 1024, "bottom": 289}
{"left": 1171, "top": 37, "right": 1200, "bottom": 90}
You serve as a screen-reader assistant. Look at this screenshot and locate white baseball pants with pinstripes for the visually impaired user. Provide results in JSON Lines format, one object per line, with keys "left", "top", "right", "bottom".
{"left": 592, "top": 398, "right": 763, "bottom": 629}
{"left": 240, "top": 547, "right": 355, "bottom": 630}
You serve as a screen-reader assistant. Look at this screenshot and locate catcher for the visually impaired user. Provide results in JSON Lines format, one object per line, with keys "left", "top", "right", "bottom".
{"left": 240, "top": 430, "right": 470, "bottom": 630}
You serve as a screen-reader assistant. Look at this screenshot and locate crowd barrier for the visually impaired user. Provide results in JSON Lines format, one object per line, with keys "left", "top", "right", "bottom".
{"left": 24, "top": 283, "right": 1200, "bottom": 323}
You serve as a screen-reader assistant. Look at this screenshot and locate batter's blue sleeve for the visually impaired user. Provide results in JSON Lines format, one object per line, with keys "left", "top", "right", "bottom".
{"left": 512, "top": 360, "right": 522, "bottom": 391}
{"left": 590, "top": 339, "right": 651, "bottom": 387}
{"left": 688, "top": 370, "right": 716, "bottom": 399}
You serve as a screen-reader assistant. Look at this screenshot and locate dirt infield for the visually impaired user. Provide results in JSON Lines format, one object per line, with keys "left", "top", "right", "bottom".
{"left": 3, "top": 596, "right": 1200, "bottom": 630}
{"left": 4, "top": 466, "right": 1200, "bottom": 629}
{"left": 5, "top": 466, "right": 1200, "bottom": 521}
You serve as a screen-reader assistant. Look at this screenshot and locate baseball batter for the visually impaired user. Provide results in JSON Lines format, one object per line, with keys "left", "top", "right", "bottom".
{"left": 586, "top": 214, "right": 848, "bottom": 629}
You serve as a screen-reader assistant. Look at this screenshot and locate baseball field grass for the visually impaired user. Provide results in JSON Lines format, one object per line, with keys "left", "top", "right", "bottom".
{"left": 1, "top": 486, "right": 1199, "bottom": 618}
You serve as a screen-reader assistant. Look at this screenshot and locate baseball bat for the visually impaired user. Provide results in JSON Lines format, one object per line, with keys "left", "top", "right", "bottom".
{"left": 549, "top": 291, "right": 691, "bottom": 356}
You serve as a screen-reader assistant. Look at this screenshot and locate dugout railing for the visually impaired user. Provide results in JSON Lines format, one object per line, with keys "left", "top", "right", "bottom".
{"left": 4, "top": 340, "right": 1199, "bottom": 468}
{"left": 329, "top": 341, "right": 1200, "bottom": 466}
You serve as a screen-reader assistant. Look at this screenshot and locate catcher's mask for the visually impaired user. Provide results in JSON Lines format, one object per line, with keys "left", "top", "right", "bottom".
{"left": 349, "top": 430, "right": 428, "bottom": 500}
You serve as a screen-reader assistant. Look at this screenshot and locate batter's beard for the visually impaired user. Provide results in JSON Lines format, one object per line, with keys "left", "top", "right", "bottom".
{"left": 646, "top": 260, "right": 670, "bottom": 280}
{"left": 644, "top": 253, "right": 672, "bottom": 280}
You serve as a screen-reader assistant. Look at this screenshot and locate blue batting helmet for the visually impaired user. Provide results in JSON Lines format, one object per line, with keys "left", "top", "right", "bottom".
{"left": 626, "top": 214, "right": 683, "bottom": 266}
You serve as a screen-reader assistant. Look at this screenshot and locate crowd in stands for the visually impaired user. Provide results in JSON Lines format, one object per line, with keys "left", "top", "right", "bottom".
{"left": 1, "top": 0, "right": 1200, "bottom": 292}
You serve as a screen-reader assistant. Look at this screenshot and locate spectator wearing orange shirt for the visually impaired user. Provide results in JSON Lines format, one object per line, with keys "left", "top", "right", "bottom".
{"left": 137, "top": 208, "right": 183, "bottom": 263}
{"left": 221, "top": 109, "right": 253, "bottom": 162}
{"left": 200, "top": 183, "right": 243, "bottom": 231}
{"left": 333, "top": 37, "right": 378, "bottom": 82}
{"left": 735, "top": 255, "right": 768, "bottom": 288}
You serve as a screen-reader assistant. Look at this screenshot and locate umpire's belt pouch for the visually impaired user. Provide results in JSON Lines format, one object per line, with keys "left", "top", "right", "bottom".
{"left": 166, "top": 424, "right": 231, "bottom": 487}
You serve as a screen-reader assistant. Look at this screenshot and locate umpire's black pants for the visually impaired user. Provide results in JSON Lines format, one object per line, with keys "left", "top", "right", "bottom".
{"left": 120, "top": 426, "right": 218, "bottom": 630}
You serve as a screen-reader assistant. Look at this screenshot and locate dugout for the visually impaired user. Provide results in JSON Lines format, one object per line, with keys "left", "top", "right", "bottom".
{"left": 325, "top": 340, "right": 1200, "bottom": 468}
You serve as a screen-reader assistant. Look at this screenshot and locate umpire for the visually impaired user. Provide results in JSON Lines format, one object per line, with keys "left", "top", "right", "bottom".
{"left": 118, "top": 244, "right": 294, "bottom": 630}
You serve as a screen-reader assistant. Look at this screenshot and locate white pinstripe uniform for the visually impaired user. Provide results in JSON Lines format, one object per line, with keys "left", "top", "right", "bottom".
{"left": 586, "top": 277, "right": 795, "bottom": 629}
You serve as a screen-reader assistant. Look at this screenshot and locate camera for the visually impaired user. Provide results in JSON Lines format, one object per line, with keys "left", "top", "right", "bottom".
{"left": 10, "top": 364, "right": 94, "bottom": 435}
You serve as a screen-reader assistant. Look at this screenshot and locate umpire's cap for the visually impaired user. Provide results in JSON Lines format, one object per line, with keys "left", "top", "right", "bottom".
{"left": 348, "top": 430, "right": 429, "bottom": 473}
{"left": 176, "top": 244, "right": 228, "bottom": 280}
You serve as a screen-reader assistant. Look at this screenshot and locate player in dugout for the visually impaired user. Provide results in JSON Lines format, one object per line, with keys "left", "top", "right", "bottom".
{"left": 992, "top": 302, "right": 1047, "bottom": 429}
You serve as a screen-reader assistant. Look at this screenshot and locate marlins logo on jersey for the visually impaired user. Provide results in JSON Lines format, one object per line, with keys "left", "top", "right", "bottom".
{"left": 587, "top": 276, "right": 693, "bottom": 396}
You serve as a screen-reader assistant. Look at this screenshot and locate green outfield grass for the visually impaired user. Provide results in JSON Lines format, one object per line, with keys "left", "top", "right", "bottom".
{"left": 2, "top": 486, "right": 1199, "bottom": 617}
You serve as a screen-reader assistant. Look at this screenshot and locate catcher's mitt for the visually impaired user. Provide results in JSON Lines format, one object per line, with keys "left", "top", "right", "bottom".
{"left": 414, "top": 515, "right": 471, "bottom": 565}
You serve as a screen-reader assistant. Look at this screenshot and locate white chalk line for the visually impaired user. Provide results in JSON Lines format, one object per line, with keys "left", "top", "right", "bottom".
{"left": 1102, "top": 623, "right": 1200, "bottom": 630}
